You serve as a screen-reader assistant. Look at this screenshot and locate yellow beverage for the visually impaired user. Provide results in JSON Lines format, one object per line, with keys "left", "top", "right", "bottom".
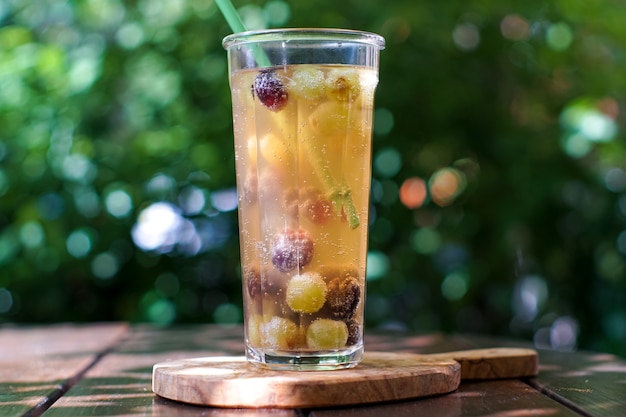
{"left": 231, "top": 64, "right": 377, "bottom": 363}
{"left": 223, "top": 29, "right": 384, "bottom": 370}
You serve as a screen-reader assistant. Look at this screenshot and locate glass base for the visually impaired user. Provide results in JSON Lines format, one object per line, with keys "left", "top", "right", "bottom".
{"left": 246, "top": 345, "right": 363, "bottom": 371}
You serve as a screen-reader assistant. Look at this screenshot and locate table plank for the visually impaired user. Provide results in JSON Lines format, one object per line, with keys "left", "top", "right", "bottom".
{"left": 43, "top": 325, "right": 298, "bottom": 417}
{"left": 0, "top": 323, "right": 128, "bottom": 417}
{"left": 310, "top": 379, "right": 584, "bottom": 417}
{"left": 528, "top": 349, "right": 626, "bottom": 417}
{"left": 444, "top": 333, "right": 626, "bottom": 417}
{"left": 12, "top": 325, "right": 622, "bottom": 417}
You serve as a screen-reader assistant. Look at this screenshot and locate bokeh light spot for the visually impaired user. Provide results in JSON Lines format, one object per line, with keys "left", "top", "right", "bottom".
{"left": 139, "top": 0, "right": 186, "bottom": 27}
{"left": 560, "top": 100, "right": 617, "bottom": 145}
{"left": 263, "top": 0, "right": 290, "bottom": 26}
{"left": 513, "top": 274, "right": 548, "bottom": 322}
{"left": 210, "top": 188, "right": 238, "bottom": 212}
{"left": 366, "top": 251, "right": 390, "bottom": 281}
{"left": 453, "top": 22, "right": 480, "bottom": 51}
{"left": 374, "top": 147, "right": 402, "bottom": 178}
{"left": 546, "top": 22, "right": 573, "bottom": 51}
{"left": 62, "top": 154, "right": 97, "bottom": 183}
{"left": 441, "top": 271, "right": 469, "bottom": 301}
{"left": 580, "top": 111, "right": 616, "bottom": 142}
{"left": 66, "top": 229, "right": 93, "bottom": 258}
{"left": 127, "top": 56, "right": 181, "bottom": 106}
{"left": 429, "top": 167, "right": 466, "bottom": 207}
{"left": 500, "top": 14, "right": 530, "bottom": 41}
{"left": 105, "top": 189, "right": 133, "bottom": 218}
{"left": 550, "top": 316, "right": 578, "bottom": 350}
{"left": 179, "top": 186, "right": 206, "bottom": 215}
{"left": 238, "top": 4, "right": 266, "bottom": 30}
{"left": 146, "top": 173, "right": 176, "bottom": 197}
{"left": 148, "top": 298, "right": 176, "bottom": 325}
{"left": 561, "top": 133, "right": 592, "bottom": 158}
{"left": 131, "top": 201, "right": 211, "bottom": 256}
{"left": 116, "top": 22, "right": 145, "bottom": 49}
{"left": 68, "top": 44, "right": 103, "bottom": 93}
{"left": 399, "top": 176, "right": 427, "bottom": 209}
{"left": 84, "top": 0, "right": 125, "bottom": 28}
{"left": 132, "top": 202, "right": 183, "bottom": 252}
{"left": 91, "top": 252, "right": 119, "bottom": 279}
{"left": 411, "top": 227, "right": 442, "bottom": 255}
{"left": 140, "top": 290, "right": 176, "bottom": 325}
{"left": 190, "top": 0, "right": 218, "bottom": 19}
{"left": 19, "top": 221, "right": 45, "bottom": 248}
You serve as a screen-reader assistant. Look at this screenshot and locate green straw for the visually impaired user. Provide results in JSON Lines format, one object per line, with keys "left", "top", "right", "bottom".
{"left": 215, "top": 0, "right": 247, "bottom": 33}
{"left": 216, "top": 0, "right": 271, "bottom": 67}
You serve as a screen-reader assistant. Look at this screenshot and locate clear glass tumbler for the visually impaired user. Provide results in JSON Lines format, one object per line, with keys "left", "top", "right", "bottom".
{"left": 223, "top": 29, "right": 384, "bottom": 370}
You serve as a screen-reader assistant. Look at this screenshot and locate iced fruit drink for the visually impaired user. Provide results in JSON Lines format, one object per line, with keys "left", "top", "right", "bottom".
{"left": 223, "top": 29, "right": 384, "bottom": 370}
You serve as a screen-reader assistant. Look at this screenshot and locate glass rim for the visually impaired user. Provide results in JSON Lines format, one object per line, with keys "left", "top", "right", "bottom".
{"left": 222, "top": 28, "right": 385, "bottom": 50}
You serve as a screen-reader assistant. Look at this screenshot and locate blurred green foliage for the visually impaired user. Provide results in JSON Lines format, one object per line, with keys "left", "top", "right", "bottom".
{"left": 1, "top": 0, "right": 625, "bottom": 357}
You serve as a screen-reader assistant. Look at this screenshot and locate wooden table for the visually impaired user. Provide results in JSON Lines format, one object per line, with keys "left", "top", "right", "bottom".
{"left": 2, "top": 323, "right": 625, "bottom": 417}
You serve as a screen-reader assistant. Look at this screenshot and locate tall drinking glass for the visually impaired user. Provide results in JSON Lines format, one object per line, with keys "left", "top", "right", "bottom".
{"left": 223, "top": 29, "right": 384, "bottom": 370}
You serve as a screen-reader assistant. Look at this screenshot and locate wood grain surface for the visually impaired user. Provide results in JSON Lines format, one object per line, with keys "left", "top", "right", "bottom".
{"left": 427, "top": 347, "right": 539, "bottom": 380}
{"left": 310, "top": 379, "right": 586, "bottom": 417}
{"left": 0, "top": 323, "right": 128, "bottom": 417}
{"left": 152, "top": 348, "right": 538, "bottom": 408}
{"left": 10, "top": 325, "right": 623, "bottom": 416}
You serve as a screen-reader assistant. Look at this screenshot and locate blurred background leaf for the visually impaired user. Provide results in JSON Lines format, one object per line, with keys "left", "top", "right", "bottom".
{"left": 1, "top": 0, "right": 625, "bottom": 357}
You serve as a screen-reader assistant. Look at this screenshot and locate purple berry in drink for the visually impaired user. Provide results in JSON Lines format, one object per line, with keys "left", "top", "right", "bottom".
{"left": 271, "top": 229, "right": 314, "bottom": 273}
{"left": 324, "top": 276, "right": 361, "bottom": 320}
{"left": 253, "top": 70, "right": 288, "bottom": 111}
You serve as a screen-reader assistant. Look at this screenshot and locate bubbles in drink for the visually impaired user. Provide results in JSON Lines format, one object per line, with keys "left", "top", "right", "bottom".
{"left": 286, "top": 272, "right": 327, "bottom": 314}
{"left": 233, "top": 64, "right": 377, "bottom": 353}
{"left": 306, "top": 318, "right": 349, "bottom": 350}
{"left": 283, "top": 186, "right": 333, "bottom": 224}
{"left": 271, "top": 229, "right": 315, "bottom": 273}
{"left": 253, "top": 70, "right": 289, "bottom": 111}
{"left": 325, "top": 68, "right": 362, "bottom": 102}
{"left": 262, "top": 316, "right": 299, "bottom": 350}
{"left": 323, "top": 275, "right": 360, "bottom": 320}
{"left": 288, "top": 66, "right": 327, "bottom": 101}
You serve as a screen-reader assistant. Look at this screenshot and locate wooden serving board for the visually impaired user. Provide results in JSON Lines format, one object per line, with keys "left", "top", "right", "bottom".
{"left": 152, "top": 348, "right": 537, "bottom": 408}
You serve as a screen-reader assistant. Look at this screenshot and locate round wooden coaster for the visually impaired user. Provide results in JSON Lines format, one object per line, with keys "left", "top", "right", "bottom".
{"left": 152, "top": 352, "right": 461, "bottom": 408}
